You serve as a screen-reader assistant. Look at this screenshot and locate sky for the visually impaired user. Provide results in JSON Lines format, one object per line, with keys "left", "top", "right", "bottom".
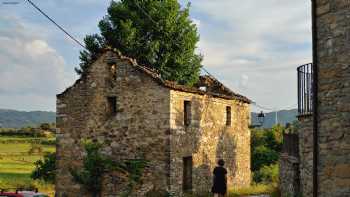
{"left": 0, "top": 0, "right": 312, "bottom": 112}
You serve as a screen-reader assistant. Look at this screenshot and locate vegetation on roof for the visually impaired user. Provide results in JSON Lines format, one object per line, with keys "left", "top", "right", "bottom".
{"left": 76, "top": 0, "right": 202, "bottom": 86}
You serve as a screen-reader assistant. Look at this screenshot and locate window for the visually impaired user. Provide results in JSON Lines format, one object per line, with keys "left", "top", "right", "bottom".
{"left": 226, "top": 106, "right": 231, "bottom": 126}
{"left": 184, "top": 101, "right": 191, "bottom": 126}
{"left": 110, "top": 64, "right": 117, "bottom": 80}
{"left": 183, "top": 156, "right": 193, "bottom": 192}
{"left": 107, "top": 96, "right": 117, "bottom": 116}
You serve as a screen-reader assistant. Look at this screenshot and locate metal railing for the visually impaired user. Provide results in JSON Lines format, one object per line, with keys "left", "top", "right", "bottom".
{"left": 297, "top": 63, "right": 313, "bottom": 115}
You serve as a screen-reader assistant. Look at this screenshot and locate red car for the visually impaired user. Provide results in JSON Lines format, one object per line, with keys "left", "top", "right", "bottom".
{"left": 0, "top": 192, "right": 24, "bottom": 197}
{"left": 0, "top": 191, "right": 48, "bottom": 197}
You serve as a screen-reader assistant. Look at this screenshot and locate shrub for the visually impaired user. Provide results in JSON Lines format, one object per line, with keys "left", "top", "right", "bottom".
{"left": 31, "top": 152, "right": 56, "bottom": 183}
{"left": 70, "top": 141, "right": 148, "bottom": 197}
{"left": 253, "top": 164, "right": 279, "bottom": 184}
{"left": 252, "top": 145, "right": 279, "bottom": 171}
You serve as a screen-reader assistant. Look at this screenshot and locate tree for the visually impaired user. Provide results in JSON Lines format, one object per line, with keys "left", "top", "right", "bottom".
{"left": 76, "top": 0, "right": 202, "bottom": 85}
{"left": 31, "top": 152, "right": 56, "bottom": 183}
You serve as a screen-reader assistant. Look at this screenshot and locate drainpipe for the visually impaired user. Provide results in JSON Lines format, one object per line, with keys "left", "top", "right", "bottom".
{"left": 311, "top": 0, "right": 319, "bottom": 197}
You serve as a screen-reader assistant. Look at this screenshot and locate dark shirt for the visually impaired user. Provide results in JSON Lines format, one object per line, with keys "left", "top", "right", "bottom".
{"left": 211, "top": 166, "right": 227, "bottom": 194}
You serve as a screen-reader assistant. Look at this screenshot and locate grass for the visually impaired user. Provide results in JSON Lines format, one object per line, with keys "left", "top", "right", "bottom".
{"left": 228, "top": 183, "right": 280, "bottom": 197}
{"left": 0, "top": 135, "right": 55, "bottom": 196}
{"left": 183, "top": 184, "right": 279, "bottom": 197}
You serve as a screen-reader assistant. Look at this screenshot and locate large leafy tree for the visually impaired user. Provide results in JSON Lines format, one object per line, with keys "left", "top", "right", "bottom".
{"left": 76, "top": 0, "right": 202, "bottom": 85}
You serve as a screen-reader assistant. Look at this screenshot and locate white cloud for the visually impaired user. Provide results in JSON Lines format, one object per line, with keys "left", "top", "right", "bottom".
{"left": 0, "top": 15, "right": 76, "bottom": 111}
{"left": 192, "top": 18, "right": 201, "bottom": 28}
{"left": 190, "top": 0, "right": 312, "bottom": 110}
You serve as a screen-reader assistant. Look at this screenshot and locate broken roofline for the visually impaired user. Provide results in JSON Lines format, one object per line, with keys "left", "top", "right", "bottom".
{"left": 57, "top": 47, "right": 251, "bottom": 104}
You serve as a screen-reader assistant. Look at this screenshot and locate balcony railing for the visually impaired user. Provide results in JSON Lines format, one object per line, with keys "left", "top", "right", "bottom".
{"left": 297, "top": 63, "right": 313, "bottom": 115}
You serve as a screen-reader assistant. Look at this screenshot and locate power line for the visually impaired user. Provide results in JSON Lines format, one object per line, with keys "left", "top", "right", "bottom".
{"left": 26, "top": 0, "right": 86, "bottom": 49}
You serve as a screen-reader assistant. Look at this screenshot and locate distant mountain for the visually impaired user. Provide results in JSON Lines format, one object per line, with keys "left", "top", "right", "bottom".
{"left": 0, "top": 109, "right": 56, "bottom": 128}
{"left": 251, "top": 109, "right": 298, "bottom": 128}
{"left": 0, "top": 108, "right": 297, "bottom": 129}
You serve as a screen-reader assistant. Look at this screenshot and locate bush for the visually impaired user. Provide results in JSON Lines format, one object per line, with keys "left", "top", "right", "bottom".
{"left": 31, "top": 152, "right": 56, "bottom": 183}
{"left": 70, "top": 141, "right": 148, "bottom": 197}
{"left": 251, "top": 125, "right": 284, "bottom": 184}
{"left": 253, "top": 164, "right": 279, "bottom": 184}
{"left": 252, "top": 145, "right": 279, "bottom": 171}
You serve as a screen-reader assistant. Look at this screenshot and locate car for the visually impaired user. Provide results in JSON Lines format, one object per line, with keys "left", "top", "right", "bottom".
{"left": 0, "top": 190, "right": 49, "bottom": 197}
{"left": 18, "top": 191, "right": 48, "bottom": 197}
{"left": 0, "top": 191, "right": 24, "bottom": 197}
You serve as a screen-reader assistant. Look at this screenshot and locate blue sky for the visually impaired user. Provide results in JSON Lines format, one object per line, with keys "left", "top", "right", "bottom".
{"left": 0, "top": 0, "right": 312, "bottom": 112}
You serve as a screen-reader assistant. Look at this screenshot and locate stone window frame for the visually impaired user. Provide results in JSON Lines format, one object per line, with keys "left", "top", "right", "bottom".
{"left": 184, "top": 100, "right": 192, "bottom": 126}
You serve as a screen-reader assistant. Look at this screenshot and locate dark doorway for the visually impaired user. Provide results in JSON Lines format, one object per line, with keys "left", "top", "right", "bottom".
{"left": 183, "top": 156, "right": 193, "bottom": 192}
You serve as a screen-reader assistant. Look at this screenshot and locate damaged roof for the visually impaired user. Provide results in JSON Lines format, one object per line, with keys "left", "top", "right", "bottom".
{"left": 58, "top": 48, "right": 251, "bottom": 103}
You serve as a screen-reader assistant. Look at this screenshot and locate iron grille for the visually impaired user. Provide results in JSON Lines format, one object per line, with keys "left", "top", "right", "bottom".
{"left": 297, "top": 63, "right": 313, "bottom": 115}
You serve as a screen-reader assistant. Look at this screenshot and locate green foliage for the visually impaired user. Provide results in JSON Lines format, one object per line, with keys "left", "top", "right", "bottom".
{"left": 0, "top": 124, "right": 55, "bottom": 138}
{"left": 0, "top": 109, "right": 55, "bottom": 128}
{"left": 253, "top": 164, "right": 279, "bottom": 184}
{"left": 70, "top": 141, "right": 148, "bottom": 197}
{"left": 251, "top": 125, "right": 284, "bottom": 184}
{"left": 31, "top": 152, "right": 56, "bottom": 183}
{"left": 228, "top": 183, "right": 280, "bottom": 197}
{"left": 252, "top": 145, "right": 279, "bottom": 172}
{"left": 70, "top": 142, "right": 112, "bottom": 196}
{"left": 121, "top": 159, "right": 148, "bottom": 183}
{"left": 77, "top": 0, "right": 202, "bottom": 85}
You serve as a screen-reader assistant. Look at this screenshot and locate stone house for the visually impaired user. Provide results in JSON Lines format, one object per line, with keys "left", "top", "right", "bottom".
{"left": 55, "top": 48, "right": 251, "bottom": 196}
{"left": 280, "top": 1, "right": 350, "bottom": 197}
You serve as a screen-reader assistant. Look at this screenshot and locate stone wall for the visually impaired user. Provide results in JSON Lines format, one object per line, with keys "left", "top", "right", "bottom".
{"left": 298, "top": 115, "right": 313, "bottom": 197}
{"left": 169, "top": 91, "right": 251, "bottom": 195}
{"left": 279, "top": 153, "right": 300, "bottom": 197}
{"left": 56, "top": 49, "right": 251, "bottom": 196}
{"left": 56, "top": 51, "right": 171, "bottom": 196}
{"left": 315, "top": 0, "right": 350, "bottom": 196}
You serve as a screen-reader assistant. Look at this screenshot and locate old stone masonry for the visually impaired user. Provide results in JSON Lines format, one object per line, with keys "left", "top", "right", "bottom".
{"left": 56, "top": 49, "right": 252, "bottom": 196}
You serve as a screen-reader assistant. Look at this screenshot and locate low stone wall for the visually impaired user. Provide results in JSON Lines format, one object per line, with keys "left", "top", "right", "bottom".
{"left": 280, "top": 132, "right": 300, "bottom": 197}
{"left": 280, "top": 153, "right": 300, "bottom": 197}
{"left": 298, "top": 115, "right": 313, "bottom": 197}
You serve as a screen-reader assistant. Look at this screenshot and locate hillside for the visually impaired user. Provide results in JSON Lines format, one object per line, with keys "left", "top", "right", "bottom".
{"left": 251, "top": 109, "right": 298, "bottom": 128}
{"left": 0, "top": 109, "right": 56, "bottom": 128}
{"left": 0, "top": 108, "right": 297, "bottom": 129}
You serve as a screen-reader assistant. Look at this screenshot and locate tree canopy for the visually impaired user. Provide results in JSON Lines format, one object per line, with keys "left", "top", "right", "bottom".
{"left": 76, "top": 0, "right": 202, "bottom": 85}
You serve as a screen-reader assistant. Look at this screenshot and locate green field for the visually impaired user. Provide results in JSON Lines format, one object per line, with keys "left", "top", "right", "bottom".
{"left": 0, "top": 136, "right": 55, "bottom": 196}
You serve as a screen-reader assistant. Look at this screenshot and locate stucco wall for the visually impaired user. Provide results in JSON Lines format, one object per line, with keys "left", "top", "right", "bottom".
{"left": 169, "top": 91, "right": 251, "bottom": 195}
{"left": 316, "top": 1, "right": 350, "bottom": 196}
{"left": 56, "top": 51, "right": 171, "bottom": 196}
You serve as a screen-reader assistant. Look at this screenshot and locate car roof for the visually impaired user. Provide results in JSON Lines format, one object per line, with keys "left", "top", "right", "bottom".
{"left": 0, "top": 192, "right": 24, "bottom": 197}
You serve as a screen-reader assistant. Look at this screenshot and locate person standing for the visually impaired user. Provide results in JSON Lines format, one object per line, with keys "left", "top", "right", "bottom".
{"left": 211, "top": 159, "right": 227, "bottom": 197}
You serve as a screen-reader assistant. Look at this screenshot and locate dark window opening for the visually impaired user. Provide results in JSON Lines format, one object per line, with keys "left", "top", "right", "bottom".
{"left": 226, "top": 106, "right": 231, "bottom": 126}
{"left": 184, "top": 101, "right": 191, "bottom": 126}
{"left": 183, "top": 156, "right": 193, "bottom": 192}
{"left": 107, "top": 96, "right": 117, "bottom": 116}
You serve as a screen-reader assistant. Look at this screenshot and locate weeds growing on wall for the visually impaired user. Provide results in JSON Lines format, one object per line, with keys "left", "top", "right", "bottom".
{"left": 70, "top": 140, "right": 148, "bottom": 197}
